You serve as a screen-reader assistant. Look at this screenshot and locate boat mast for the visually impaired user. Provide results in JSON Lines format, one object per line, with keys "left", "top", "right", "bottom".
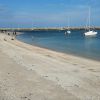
{"left": 89, "top": 7, "right": 91, "bottom": 31}
{"left": 67, "top": 16, "right": 70, "bottom": 30}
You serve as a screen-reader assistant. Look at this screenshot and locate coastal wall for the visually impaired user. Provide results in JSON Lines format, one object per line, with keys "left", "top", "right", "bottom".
{"left": 0, "top": 26, "right": 100, "bottom": 32}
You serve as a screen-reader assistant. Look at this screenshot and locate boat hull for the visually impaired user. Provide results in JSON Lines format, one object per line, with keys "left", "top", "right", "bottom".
{"left": 67, "top": 30, "right": 71, "bottom": 34}
{"left": 84, "top": 31, "right": 97, "bottom": 36}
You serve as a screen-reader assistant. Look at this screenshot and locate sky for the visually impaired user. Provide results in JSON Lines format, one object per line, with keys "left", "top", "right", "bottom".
{"left": 0, "top": 0, "right": 100, "bottom": 28}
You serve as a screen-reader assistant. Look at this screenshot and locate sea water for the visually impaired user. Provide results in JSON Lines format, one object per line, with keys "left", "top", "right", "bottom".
{"left": 16, "top": 30, "right": 100, "bottom": 61}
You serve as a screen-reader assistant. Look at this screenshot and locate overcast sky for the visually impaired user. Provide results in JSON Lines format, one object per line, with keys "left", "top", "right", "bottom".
{"left": 0, "top": 0, "right": 100, "bottom": 28}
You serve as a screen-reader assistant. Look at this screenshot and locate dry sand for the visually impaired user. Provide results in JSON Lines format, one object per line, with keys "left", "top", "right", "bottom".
{"left": 0, "top": 33, "right": 100, "bottom": 100}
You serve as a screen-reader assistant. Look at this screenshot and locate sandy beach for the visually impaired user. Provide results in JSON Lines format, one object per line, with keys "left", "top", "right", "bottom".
{"left": 0, "top": 32, "right": 100, "bottom": 100}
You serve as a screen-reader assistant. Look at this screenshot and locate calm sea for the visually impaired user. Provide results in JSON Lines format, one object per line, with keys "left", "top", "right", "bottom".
{"left": 16, "top": 30, "right": 100, "bottom": 61}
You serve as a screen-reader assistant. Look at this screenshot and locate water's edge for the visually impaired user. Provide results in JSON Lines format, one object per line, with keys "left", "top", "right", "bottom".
{"left": 16, "top": 30, "right": 100, "bottom": 61}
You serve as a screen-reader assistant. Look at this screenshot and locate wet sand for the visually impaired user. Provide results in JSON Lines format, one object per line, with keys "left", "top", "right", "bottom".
{"left": 0, "top": 33, "right": 100, "bottom": 100}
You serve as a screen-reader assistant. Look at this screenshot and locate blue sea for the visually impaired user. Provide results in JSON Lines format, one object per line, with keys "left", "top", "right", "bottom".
{"left": 16, "top": 30, "right": 100, "bottom": 61}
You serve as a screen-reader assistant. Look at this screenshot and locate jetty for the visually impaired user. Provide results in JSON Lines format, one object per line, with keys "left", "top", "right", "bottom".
{"left": 0, "top": 26, "right": 100, "bottom": 32}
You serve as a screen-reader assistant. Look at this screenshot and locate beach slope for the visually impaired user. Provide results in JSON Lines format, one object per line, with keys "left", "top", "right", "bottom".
{"left": 0, "top": 33, "right": 100, "bottom": 100}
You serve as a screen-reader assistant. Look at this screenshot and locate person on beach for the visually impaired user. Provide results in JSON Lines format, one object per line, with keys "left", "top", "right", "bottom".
{"left": 8, "top": 32, "right": 10, "bottom": 35}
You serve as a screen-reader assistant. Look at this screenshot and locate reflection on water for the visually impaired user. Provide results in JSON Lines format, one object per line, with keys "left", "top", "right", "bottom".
{"left": 16, "top": 30, "right": 100, "bottom": 61}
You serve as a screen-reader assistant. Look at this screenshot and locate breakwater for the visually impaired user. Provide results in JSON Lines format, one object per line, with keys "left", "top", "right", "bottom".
{"left": 0, "top": 27, "right": 100, "bottom": 32}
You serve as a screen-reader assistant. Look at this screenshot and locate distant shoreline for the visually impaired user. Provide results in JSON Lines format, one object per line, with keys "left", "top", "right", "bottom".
{"left": 0, "top": 27, "right": 100, "bottom": 32}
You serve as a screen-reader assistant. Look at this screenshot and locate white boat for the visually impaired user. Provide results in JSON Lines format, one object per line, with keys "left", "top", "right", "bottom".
{"left": 84, "top": 7, "right": 97, "bottom": 36}
{"left": 65, "top": 30, "right": 71, "bottom": 35}
{"left": 67, "top": 16, "right": 71, "bottom": 34}
{"left": 67, "top": 30, "right": 71, "bottom": 34}
{"left": 85, "top": 30, "right": 97, "bottom": 36}
{"left": 65, "top": 16, "right": 71, "bottom": 35}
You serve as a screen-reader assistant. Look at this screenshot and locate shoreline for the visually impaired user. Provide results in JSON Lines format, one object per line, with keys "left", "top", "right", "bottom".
{"left": 16, "top": 31, "right": 100, "bottom": 62}
{"left": 16, "top": 38, "right": 100, "bottom": 62}
{"left": 15, "top": 34, "right": 100, "bottom": 63}
{"left": 0, "top": 32, "right": 100, "bottom": 99}
{"left": 6, "top": 32, "right": 100, "bottom": 72}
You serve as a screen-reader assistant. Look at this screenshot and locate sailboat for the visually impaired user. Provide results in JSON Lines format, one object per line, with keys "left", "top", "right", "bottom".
{"left": 67, "top": 16, "right": 71, "bottom": 34}
{"left": 84, "top": 7, "right": 97, "bottom": 36}
{"left": 65, "top": 16, "right": 71, "bottom": 35}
